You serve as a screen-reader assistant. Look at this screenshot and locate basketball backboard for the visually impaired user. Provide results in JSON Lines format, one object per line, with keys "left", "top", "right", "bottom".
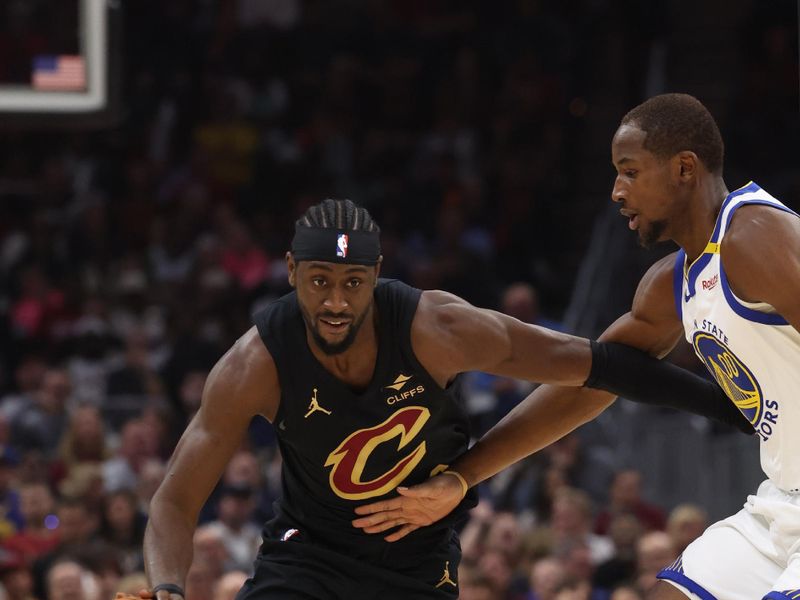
{"left": 0, "top": 0, "right": 120, "bottom": 128}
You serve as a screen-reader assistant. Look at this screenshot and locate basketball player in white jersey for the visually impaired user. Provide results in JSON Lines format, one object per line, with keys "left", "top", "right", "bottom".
{"left": 353, "top": 94, "right": 800, "bottom": 600}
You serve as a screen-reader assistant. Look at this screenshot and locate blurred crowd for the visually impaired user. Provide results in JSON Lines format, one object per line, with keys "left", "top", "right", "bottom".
{"left": 0, "top": 0, "right": 797, "bottom": 599}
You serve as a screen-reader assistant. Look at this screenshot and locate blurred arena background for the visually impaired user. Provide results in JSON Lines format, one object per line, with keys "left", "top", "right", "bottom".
{"left": 0, "top": 1, "right": 797, "bottom": 599}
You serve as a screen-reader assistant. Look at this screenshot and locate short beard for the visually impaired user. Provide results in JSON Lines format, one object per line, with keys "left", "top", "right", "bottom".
{"left": 302, "top": 306, "right": 370, "bottom": 356}
{"left": 638, "top": 219, "right": 668, "bottom": 249}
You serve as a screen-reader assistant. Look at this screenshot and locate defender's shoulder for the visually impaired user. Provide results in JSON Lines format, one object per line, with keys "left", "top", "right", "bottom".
{"left": 638, "top": 251, "right": 681, "bottom": 295}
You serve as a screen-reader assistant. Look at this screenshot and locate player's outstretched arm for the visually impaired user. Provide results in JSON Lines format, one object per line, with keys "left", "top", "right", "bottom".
{"left": 143, "top": 328, "right": 277, "bottom": 600}
{"left": 408, "top": 288, "right": 595, "bottom": 388}
{"left": 354, "top": 254, "right": 684, "bottom": 540}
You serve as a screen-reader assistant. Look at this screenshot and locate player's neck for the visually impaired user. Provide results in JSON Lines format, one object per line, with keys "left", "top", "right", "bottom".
{"left": 674, "top": 177, "right": 728, "bottom": 262}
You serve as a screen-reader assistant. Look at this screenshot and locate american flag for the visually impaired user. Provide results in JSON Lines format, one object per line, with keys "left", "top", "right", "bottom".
{"left": 32, "top": 55, "right": 86, "bottom": 91}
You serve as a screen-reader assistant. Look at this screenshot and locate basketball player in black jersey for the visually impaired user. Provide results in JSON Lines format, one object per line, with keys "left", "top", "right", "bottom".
{"left": 143, "top": 198, "right": 749, "bottom": 600}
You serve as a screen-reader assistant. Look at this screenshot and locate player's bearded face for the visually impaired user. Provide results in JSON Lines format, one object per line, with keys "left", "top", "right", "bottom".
{"left": 292, "top": 260, "right": 377, "bottom": 356}
{"left": 301, "top": 301, "right": 371, "bottom": 355}
{"left": 638, "top": 218, "right": 668, "bottom": 249}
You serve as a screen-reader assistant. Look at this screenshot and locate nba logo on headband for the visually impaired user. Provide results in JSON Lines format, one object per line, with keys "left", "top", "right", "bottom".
{"left": 336, "top": 233, "right": 349, "bottom": 258}
{"left": 291, "top": 227, "right": 379, "bottom": 265}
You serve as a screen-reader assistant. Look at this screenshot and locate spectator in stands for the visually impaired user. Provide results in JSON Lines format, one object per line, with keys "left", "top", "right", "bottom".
{"left": 0, "top": 549, "right": 36, "bottom": 600}
{"left": 56, "top": 405, "right": 108, "bottom": 470}
{"left": 11, "top": 368, "right": 71, "bottom": 458}
{"left": 104, "top": 331, "right": 164, "bottom": 431}
{"left": 202, "top": 485, "right": 260, "bottom": 574}
{"left": 594, "top": 470, "right": 665, "bottom": 535}
{"left": 634, "top": 531, "right": 676, "bottom": 593}
{"left": 46, "top": 559, "right": 93, "bottom": 600}
{"left": 98, "top": 489, "right": 146, "bottom": 573}
{"left": 212, "top": 571, "right": 248, "bottom": 600}
{"left": 665, "top": 503, "right": 707, "bottom": 554}
{"left": 458, "top": 562, "right": 497, "bottom": 600}
{"left": 2, "top": 482, "right": 58, "bottom": 565}
{"left": 528, "top": 557, "right": 567, "bottom": 600}
{"left": 552, "top": 578, "right": 595, "bottom": 600}
{"left": 477, "top": 549, "right": 516, "bottom": 599}
{"left": 0, "top": 447, "right": 23, "bottom": 539}
{"left": 102, "top": 419, "right": 158, "bottom": 493}
{"left": 57, "top": 465, "right": 104, "bottom": 517}
{"left": 609, "top": 584, "right": 643, "bottom": 600}
{"left": 216, "top": 450, "right": 273, "bottom": 524}
{"left": 192, "top": 526, "right": 230, "bottom": 583}
{"left": 592, "top": 512, "right": 642, "bottom": 591}
{"left": 0, "top": 356, "right": 46, "bottom": 425}
{"left": 550, "top": 488, "right": 613, "bottom": 565}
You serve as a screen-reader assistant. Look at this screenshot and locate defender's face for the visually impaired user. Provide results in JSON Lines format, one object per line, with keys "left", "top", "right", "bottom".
{"left": 288, "top": 257, "right": 379, "bottom": 355}
{"left": 611, "top": 125, "right": 678, "bottom": 248}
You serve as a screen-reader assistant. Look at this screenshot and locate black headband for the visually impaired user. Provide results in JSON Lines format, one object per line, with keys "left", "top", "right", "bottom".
{"left": 291, "top": 227, "right": 381, "bottom": 265}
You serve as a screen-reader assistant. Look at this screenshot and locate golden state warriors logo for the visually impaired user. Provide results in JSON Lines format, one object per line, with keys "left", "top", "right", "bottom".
{"left": 324, "top": 406, "right": 430, "bottom": 500}
{"left": 692, "top": 332, "right": 762, "bottom": 424}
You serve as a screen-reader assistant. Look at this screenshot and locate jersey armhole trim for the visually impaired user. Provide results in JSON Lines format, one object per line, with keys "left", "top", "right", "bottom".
{"left": 673, "top": 249, "right": 686, "bottom": 321}
{"left": 657, "top": 567, "right": 718, "bottom": 600}
{"left": 253, "top": 306, "right": 288, "bottom": 425}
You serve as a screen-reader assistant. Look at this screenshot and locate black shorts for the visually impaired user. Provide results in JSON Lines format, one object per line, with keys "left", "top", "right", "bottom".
{"left": 235, "top": 533, "right": 462, "bottom": 600}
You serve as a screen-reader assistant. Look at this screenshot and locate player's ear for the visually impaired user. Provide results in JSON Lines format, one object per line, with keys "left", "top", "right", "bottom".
{"left": 676, "top": 151, "right": 698, "bottom": 181}
{"left": 286, "top": 252, "right": 297, "bottom": 287}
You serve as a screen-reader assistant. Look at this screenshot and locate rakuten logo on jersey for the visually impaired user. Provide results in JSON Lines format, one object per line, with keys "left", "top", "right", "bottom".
{"left": 701, "top": 274, "right": 719, "bottom": 291}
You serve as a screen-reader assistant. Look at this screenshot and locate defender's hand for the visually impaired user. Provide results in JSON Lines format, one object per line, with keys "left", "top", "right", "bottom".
{"left": 352, "top": 472, "right": 466, "bottom": 542}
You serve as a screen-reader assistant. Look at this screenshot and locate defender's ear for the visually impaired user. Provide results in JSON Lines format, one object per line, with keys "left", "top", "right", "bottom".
{"left": 675, "top": 150, "right": 699, "bottom": 181}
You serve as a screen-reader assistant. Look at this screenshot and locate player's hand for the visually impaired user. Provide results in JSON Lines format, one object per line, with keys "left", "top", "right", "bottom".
{"left": 352, "top": 472, "right": 466, "bottom": 542}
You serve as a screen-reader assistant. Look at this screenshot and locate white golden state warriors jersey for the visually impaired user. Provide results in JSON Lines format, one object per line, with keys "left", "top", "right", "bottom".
{"left": 674, "top": 182, "right": 800, "bottom": 492}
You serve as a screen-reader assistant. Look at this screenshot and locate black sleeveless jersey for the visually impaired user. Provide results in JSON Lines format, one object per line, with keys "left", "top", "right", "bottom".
{"left": 253, "top": 279, "right": 476, "bottom": 566}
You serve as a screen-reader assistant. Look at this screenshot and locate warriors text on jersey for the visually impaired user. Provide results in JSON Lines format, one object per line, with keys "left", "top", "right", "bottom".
{"left": 253, "top": 279, "right": 475, "bottom": 566}
{"left": 674, "top": 182, "right": 800, "bottom": 492}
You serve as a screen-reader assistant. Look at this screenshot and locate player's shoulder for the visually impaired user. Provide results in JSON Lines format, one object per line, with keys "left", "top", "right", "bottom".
{"left": 231, "top": 325, "right": 276, "bottom": 367}
{"left": 721, "top": 203, "right": 800, "bottom": 301}
{"left": 217, "top": 327, "right": 277, "bottom": 394}
{"left": 629, "top": 251, "right": 682, "bottom": 323}
{"left": 412, "top": 289, "right": 475, "bottom": 350}
{"left": 209, "top": 326, "right": 280, "bottom": 419}
{"left": 724, "top": 203, "right": 800, "bottom": 256}
{"left": 638, "top": 251, "right": 681, "bottom": 295}
{"left": 416, "top": 289, "right": 470, "bottom": 326}
{"left": 418, "top": 288, "right": 465, "bottom": 308}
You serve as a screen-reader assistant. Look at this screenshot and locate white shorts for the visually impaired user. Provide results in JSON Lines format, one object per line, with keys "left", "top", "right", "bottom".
{"left": 658, "top": 479, "right": 800, "bottom": 600}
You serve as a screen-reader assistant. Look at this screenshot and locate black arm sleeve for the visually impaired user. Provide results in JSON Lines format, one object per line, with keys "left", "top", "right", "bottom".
{"left": 585, "top": 340, "right": 755, "bottom": 435}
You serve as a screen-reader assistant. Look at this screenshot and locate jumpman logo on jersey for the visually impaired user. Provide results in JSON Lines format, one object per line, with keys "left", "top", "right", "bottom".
{"left": 435, "top": 561, "right": 457, "bottom": 589}
{"left": 304, "top": 388, "right": 332, "bottom": 418}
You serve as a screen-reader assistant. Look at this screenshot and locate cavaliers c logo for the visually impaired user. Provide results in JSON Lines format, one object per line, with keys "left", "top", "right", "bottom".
{"left": 692, "top": 332, "right": 763, "bottom": 425}
{"left": 324, "top": 406, "right": 430, "bottom": 500}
